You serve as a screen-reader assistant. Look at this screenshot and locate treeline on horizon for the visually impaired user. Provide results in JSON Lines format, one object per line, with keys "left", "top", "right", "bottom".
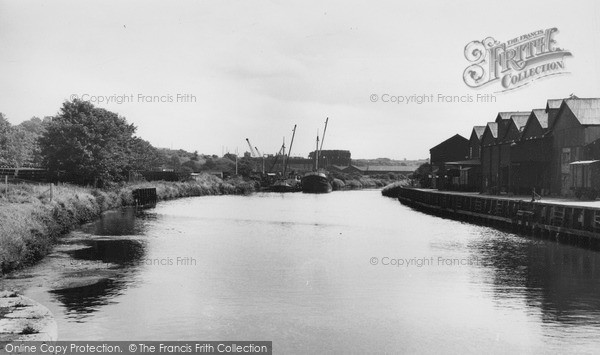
{"left": 0, "top": 99, "right": 256, "bottom": 186}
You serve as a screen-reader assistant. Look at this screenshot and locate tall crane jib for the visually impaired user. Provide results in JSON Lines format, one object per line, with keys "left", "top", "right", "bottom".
{"left": 245, "top": 138, "right": 257, "bottom": 158}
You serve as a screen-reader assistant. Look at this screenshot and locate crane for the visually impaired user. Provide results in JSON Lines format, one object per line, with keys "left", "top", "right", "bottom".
{"left": 245, "top": 138, "right": 258, "bottom": 157}
{"left": 254, "top": 147, "right": 265, "bottom": 174}
{"left": 269, "top": 137, "right": 286, "bottom": 173}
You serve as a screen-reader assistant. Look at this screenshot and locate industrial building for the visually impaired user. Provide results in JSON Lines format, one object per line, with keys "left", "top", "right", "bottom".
{"left": 429, "top": 96, "right": 600, "bottom": 197}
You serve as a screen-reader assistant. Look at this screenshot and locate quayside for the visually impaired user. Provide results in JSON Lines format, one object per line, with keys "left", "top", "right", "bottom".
{"left": 398, "top": 187, "right": 600, "bottom": 249}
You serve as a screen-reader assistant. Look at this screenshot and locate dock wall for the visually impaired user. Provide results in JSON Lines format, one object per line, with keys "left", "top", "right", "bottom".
{"left": 398, "top": 188, "right": 600, "bottom": 249}
{"left": 132, "top": 188, "right": 157, "bottom": 207}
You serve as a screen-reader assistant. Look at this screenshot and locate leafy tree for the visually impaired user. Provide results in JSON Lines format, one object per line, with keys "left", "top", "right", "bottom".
{"left": 18, "top": 116, "right": 46, "bottom": 135}
{"left": 236, "top": 157, "right": 255, "bottom": 176}
{"left": 167, "top": 155, "right": 181, "bottom": 170}
{"left": 39, "top": 99, "right": 136, "bottom": 185}
{"left": 223, "top": 153, "right": 237, "bottom": 162}
{"left": 128, "top": 137, "right": 162, "bottom": 171}
{"left": 0, "top": 114, "right": 47, "bottom": 167}
{"left": 4, "top": 127, "right": 36, "bottom": 168}
{"left": 182, "top": 159, "right": 201, "bottom": 172}
{"left": 0, "top": 113, "right": 11, "bottom": 165}
{"left": 180, "top": 166, "right": 194, "bottom": 174}
{"left": 11, "top": 117, "right": 48, "bottom": 167}
{"left": 203, "top": 157, "right": 216, "bottom": 170}
{"left": 0, "top": 113, "right": 9, "bottom": 132}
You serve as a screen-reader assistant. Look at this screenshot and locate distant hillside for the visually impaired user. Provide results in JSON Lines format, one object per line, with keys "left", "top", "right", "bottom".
{"left": 351, "top": 158, "right": 428, "bottom": 167}
{"left": 157, "top": 148, "right": 207, "bottom": 165}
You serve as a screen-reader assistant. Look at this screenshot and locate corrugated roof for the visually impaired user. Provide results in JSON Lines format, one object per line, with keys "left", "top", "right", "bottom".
{"left": 531, "top": 109, "right": 549, "bottom": 129}
{"left": 496, "top": 111, "right": 530, "bottom": 122}
{"left": 430, "top": 134, "right": 468, "bottom": 150}
{"left": 546, "top": 99, "right": 563, "bottom": 111}
{"left": 485, "top": 122, "right": 498, "bottom": 138}
{"left": 472, "top": 126, "right": 486, "bottom": 139}
{"left": 563, "top": 98, "right": 600, "bottom": 125}
{"left": 510, "top": 114, "right": 530, "bottom": 131}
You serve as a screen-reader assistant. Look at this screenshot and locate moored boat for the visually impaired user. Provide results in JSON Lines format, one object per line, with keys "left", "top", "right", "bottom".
{"left": 302, "top": 117, "right": 332, "bottom": 194}
{"left": 267, "top": 124, "right": 301, "bottom": 193}
{"left": 271, "top": 176, "right": 301, "bottom": 192}
{"left": 301, "top": 171, "right": 332, "bottom": 193}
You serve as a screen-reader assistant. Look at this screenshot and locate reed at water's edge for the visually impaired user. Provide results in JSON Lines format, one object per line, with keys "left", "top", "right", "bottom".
{"left": 0, "top": 174, "right": 257, "bottom": 275}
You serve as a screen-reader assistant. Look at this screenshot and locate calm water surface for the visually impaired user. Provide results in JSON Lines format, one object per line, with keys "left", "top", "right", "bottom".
{"left": 3, "top": 190, "right": 600, "bottom": 353}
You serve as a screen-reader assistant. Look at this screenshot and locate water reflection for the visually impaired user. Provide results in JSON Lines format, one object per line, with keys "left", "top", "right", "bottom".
{"left": 48, "top": 211, "right": 149, "bottom": 319}
{"left": 470, "top": 230, "right": 600, "bottom": 326}
{"left": 50, "top": 278, "right": 127, "bottom": 319}
{"left": 6, "top": 191, "right": 600, "bottom": 350}
{"left": 66, "top": 239, "right": 146, "bottom": 267}
{"left": 80, "top": 207, "right": 155, "bottom": 236}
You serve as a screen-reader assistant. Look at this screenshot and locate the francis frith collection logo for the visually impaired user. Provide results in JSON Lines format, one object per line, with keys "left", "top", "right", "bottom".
{"left": 463, "top": 28, "right": 571, "bottom": 92}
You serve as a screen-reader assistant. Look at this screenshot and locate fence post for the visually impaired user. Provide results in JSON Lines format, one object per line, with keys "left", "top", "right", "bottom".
{"left": 50, "top": 183, "right": 54, "bottom": 201}
{"left": 4, "top": 175, "right": 7, "bottom": 195}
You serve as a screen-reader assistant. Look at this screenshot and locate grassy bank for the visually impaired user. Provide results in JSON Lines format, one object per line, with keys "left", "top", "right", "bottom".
{"left": 0, "top": 174, "right": 256, "bottom": 275}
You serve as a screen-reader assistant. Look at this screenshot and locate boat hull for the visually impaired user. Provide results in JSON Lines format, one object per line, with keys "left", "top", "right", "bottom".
{"left": 269, "top": 178, "right": 301, "bottom": 193}
{"left": 301, "top": 173, "right": 332, "bottom": 193}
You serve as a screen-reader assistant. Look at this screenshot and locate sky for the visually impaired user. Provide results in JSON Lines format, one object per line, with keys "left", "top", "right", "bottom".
{"left": 1, "top": 0, "right": 600, "bottom": 159}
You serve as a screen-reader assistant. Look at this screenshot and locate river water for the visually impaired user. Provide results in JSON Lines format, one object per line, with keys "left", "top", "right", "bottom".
{"left": 3, "top": 190, "right": 600, "bottom": 353}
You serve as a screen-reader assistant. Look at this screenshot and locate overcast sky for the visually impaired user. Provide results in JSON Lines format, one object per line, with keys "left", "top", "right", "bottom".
{"left": 1, "top": 0, "right": 599, "bottom": 159}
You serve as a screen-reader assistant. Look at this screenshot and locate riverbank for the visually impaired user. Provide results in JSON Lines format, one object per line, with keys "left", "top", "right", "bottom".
{"left": 398, "top": 187, "right": 600, "bottom": 250}
{"left": 0, "top": 291, "right": 57, "bottom": 341}
{"left": 0, "top": 174, "right": 256, "bottom": 275}
{"left": 380, "top": 181, "right": 408, "bottom": 197}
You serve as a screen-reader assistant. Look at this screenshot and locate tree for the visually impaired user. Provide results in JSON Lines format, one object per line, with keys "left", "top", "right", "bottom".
{"left": 167, "top": 155, "right": 181, "bottom": 170}
{"left": 182, "top": 159, "right": 201, "bottom": 172}
{"left": 202, "top": 157, "right": 216, "bottom": 170}
{"left": 0, "top": 113, "right": 11, "bottom": 165}
{"left": 4, "top": 127, "right": 36, "bottom": 168}
{"left": 0, "top": 114, "right": 48, "bottom": 167}
{"left": 128, "top": 137, "right": 162, "bottom": 171}
{"left": 223, "top": 153, "right": 237, "bottom": 162}
{"left": 18, "top": 116, "right": 45, "bottom": 135}
{"left": 237, "top": 159, "right": 254, "bottom": 176}
{"left": 39, "top": 99, "right": 137, "bottom": 185}
{"left": 412, "top": 163, "right": 432, "bottom": 187}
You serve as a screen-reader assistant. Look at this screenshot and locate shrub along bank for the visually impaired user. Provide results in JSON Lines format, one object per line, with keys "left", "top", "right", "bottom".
{"left": 0, "top": 174, "right": 256, "bottom": 275}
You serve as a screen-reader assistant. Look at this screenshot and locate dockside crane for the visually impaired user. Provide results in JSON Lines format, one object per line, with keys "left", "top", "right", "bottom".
{"left": 254, "top": 147, "right": 266, "bottom": 174}
{"left": 269, "top": 138, "right": 286, "bottom": 174}
{"left": 246, "top": 138, "right": 264, "bottom": 174}
{"left": 245, "top": 138, "right": 258, "bottom": 157}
